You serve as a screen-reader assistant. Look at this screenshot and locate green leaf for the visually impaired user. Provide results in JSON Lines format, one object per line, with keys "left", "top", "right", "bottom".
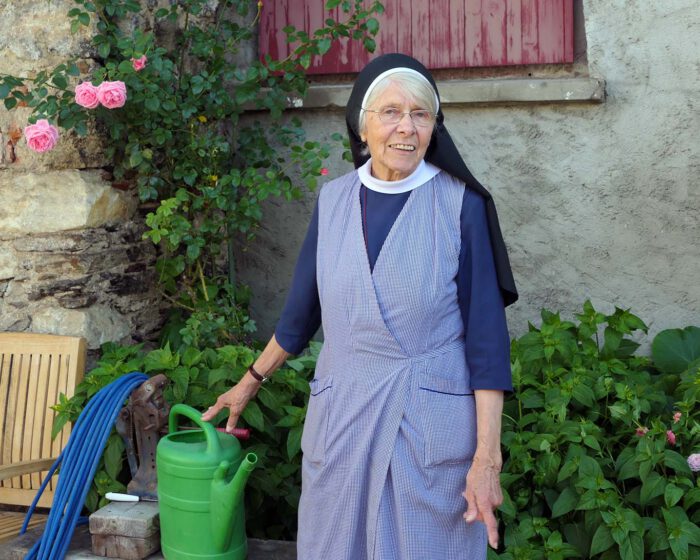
{"left": 652, "top": 327, "right": 700, "bottom": 374}
{"left": 552, "top": 487, "right": 578, "bottom": 518}
{"left": 640, "top": 472, "right": 666, "bottom": 506}
{"left": 317, "top": 38, "right": 332, "bottom": 55}
{"left": 104, "top": 434, "right": 124, "bottom": 481}
{"left": 572, "top": 383, "right": 595, "bottom": 407}
{"left": 241, "top": 401, "right": 264, "bottom": 431}
{"left": 325, "top": 0, "right": 342, "bottom": 8}
{"left": 129, "top": 151, "right": 143, "bottom": 168}
{"left": 645, "top": 517, "right": 670, "bottom": 552}
{"left": 666, "top": 484, "right": 685, "bottom": 508}
{"left": 620, "top": 533, "right": 644, "bottom": 560}
{"left": 98, "top": 42, "right": 111, "bottom": 58}
{"left": 590, "top": 523, "right": 615, "bottom": 556}
{"left": 287, "top": 425, "right": 302, "bottom": 460}
{"left": 207, "top": 367, "right": 231, "bottom": 388}
{"left": 145, "top": 97, "right": 160, "bottom": 112}
{"left": 299, "top": 52, "right": 311, "bottom": 69}
{"left": 366, "top": 17, "right": 380, "bottom": 34}
{"left": 4, "top": 97, "right": 17, "bottom": 110}
{"left": 78, "top": 12, "right": 90, "bottom": 26}
{"left": 665, "top": 450, "right": 693, "bottom": 476}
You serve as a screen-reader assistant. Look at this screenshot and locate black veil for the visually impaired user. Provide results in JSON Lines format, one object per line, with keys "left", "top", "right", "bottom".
{"left": 345, "top": 53, "right": 518, "bottom": 306}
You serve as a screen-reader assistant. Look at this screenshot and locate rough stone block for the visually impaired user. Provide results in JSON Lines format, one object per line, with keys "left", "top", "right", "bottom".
{"left": 0, "top": 171, "right": 137, "bottom": 233}
{"left": 31, "top": 303, "right": 132, "bottom": 349}
{"left": 0, "top": 243, "right": 15, "bottom": 280}
{"left": 89, "top": 502, "right": 160, "bottom": 538}
{"left": 90, "top": 534, "right": 160, "bottom": 560}
{"left": 89, "top": 502, "right": 160, "bottom": 560}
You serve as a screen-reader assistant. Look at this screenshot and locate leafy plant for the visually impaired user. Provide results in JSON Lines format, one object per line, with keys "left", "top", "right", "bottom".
{"left": 53, "top": 340, "right": 321, "bottom": 539}
{"left": 492, "top": 302, "right": 700, "bottom": 560}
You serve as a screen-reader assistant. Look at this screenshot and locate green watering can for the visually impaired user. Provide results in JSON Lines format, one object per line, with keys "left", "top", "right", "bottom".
{"left": 157, "top": 404, "right": 258, "bottom": 560}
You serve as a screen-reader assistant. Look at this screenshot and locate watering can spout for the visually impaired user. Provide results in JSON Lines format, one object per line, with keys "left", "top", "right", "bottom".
{"left": 210, "top": 453, "right": 258, "bottom": 552}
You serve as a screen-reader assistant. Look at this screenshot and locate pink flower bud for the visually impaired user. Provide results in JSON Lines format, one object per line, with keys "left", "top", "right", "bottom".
{"left": 97, "top": 80, "right": 127, "bottom": 109}
{"left": 24, "top": 119, "right": 59, "bottom": 153}
{"left": 320, "top": 167, "right": 329, "bottom": 176}
{"left": 74, "top": 82, "right": 100, "bottom": 109}
{"left": 666, "top": 430, "right": 676, "bottom": 446}
{"left": 635, "top": 427, "right": 648, "bottom": 437}
{"left": 131, "top": 55, "right": 147, "bottom": 72}
{"left": 673, "top": 412, "right": 682, "bottom": 423}
{"left": 688, "top": 453, "right": 700, "bottom": 472}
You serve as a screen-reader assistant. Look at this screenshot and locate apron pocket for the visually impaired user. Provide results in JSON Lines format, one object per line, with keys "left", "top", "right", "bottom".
{"left": 301, "top": 376, "right": 333, "bottom": 465}
{"left": 418, "top": 377, "right": 476, "bottom": 468}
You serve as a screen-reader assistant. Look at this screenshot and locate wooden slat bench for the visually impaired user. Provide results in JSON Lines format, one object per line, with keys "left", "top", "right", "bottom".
{"left": 0, "top": 333, "right": 86, "bottom": 544}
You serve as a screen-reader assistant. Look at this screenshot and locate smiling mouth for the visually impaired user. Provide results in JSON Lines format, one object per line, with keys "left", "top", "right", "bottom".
{"left": 389, "top": 144, "right": 416, "bottom": 152}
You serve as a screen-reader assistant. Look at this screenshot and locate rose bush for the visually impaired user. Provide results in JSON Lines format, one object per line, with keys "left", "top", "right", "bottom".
{"left": 0, "top": 0, "right": 382, "bottom": 347}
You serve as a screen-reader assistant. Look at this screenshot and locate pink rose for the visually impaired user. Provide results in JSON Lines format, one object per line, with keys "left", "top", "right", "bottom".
{"left": 74, "top": 82, "right": 100, "bottom": 109}
{"left": 24, "top": 119, "right": 59, "bottom": 153}
{"left": 635, "top": 427, "right": 648, "bottom": 437}
{"left": 688, "top": 454, "right": 700, "bottom": 472}
{"left": 320, "top": 167, "right": 329, "bottom": 176}
{"left": 97, "top": 81, "right": 127, "bottom": 109}
{"left": 673, "top": 412, "right": 682, "bottom": 423}
{"left": 666, "top": 430, "right": 676, "bottom": 446}
{"left": 131, "top": 55, "right": 147, "bottom": 72}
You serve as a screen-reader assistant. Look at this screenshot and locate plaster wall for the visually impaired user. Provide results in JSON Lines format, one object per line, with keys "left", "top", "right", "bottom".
{"left": 238, "top": 0, "right": 700, "bottom": 345}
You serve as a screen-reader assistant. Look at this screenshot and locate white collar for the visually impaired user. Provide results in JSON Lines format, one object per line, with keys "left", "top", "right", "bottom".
{"left": 358, "top": 158, "right": 441, "bottom": 194}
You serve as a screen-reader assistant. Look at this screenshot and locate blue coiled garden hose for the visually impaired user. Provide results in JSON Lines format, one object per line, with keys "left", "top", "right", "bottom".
{"left": 21, "top": 372, "right": 148, "bottom": 560}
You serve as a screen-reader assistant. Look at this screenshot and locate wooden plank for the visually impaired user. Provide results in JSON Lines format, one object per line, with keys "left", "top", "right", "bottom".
{"left": 538, "top": 0, "right": 564, "bottom": 62}
{"left": 0, "top": 458, "right": 55, "bottom": 481}
{"left": 43, "top": 353, "right": 60, "bottom": 495}
{"left": 28, "top": 354, "right": 49, "bottom": 489}
{"left": 521, "top": 0, "right": 540, "bottom": 64}
{"left": 396, "top": 0, "right": 413, "bottom": 57}
{"left": 448, "top": 0, "right": 466, "bottom": 68}
{"left": 0, "top": 485, "right": 54, "bottom": 508}
{"left": 411, "top": 0, "right": 430, "bottom": 68}
{"left": 562, "top": 0, "right": 574, "bottom": 62}
{"left": 11, "top": 354, "right": 30, "bottom": 489}
{"left": 0, "top": 511, "right": 46, "bottom": 544}
{"left": 428, "top": 0, "right": 451, "bottom": 69}
{"left": 0, "top": 353, "right": 11, "bottom": 466}
{"left": 21, "top": 354, "right": 40, "bottom": 488}
{"left": 506, "top": 0, "right": 523, "bottom": 65}
{"left": 465, "top": 0, "right": 483, "bottom": 67}
{"left": 375, "top": 0, "right": 398, "bottom": 60}
{"left": 482, "top": 0, "right": 507, "bottom": 66}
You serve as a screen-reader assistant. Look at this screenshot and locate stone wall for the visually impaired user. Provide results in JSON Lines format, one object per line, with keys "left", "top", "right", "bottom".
{"left": 0, "top": 0, "right": 163, "bottom": 350}
{"left": 238, "top": 0, "right": 700, "bottom": 347}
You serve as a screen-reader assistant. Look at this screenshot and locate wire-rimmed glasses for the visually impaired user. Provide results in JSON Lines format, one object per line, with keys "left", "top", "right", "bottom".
{"left": 362, "top": 107, "right": 435, "bottom": 127}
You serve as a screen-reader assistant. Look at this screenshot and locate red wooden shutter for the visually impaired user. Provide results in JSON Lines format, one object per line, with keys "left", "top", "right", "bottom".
{"left": 259, "top": 0, "right": 574, "bottom": 74}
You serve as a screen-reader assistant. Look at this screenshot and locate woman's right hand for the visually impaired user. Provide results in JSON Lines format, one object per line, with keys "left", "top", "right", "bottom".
{"left": 201, "top": 373, "right": 261, "bottom": 432}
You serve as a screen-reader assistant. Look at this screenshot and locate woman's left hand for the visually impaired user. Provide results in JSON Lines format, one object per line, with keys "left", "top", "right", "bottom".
{"left": 463, "top": 455, "right": 503, "bottom": 548}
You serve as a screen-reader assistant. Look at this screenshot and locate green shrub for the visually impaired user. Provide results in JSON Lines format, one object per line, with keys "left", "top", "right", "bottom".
{"left": 53, "top": 340, "right": 321, "bottom": 539}
{"left": 494, "top": 302, "right": 700, "bottom": 560}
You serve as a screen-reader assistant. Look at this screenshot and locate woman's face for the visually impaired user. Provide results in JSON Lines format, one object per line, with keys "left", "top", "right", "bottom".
{"left": 361, "top": 82, "right": 433, "bottom": 182}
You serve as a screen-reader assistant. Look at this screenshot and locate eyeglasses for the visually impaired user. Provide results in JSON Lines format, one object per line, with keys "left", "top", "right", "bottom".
{"left": 362, "top": 107, "right": 435, "bottom": 128}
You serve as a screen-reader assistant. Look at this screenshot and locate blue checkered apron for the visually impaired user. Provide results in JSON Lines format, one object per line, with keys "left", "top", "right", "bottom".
{"left": 297, "top": 170, "right": 487, "bottom": 559}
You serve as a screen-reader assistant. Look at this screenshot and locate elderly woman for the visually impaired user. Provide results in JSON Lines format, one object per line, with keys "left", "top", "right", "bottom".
{"left": 203, "top": 53, "right": 517, "bottom": 559}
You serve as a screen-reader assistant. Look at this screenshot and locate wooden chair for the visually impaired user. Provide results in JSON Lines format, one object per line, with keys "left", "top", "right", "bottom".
{"left": 0, "top": 333, "right": 86, "bottom": 543}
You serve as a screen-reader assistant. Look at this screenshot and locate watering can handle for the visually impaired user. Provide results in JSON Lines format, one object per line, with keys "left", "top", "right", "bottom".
{"left": 168, "top": 404, "right": 222, "bottom": 457}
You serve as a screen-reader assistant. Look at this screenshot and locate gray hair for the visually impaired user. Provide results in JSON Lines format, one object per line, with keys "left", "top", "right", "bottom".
{"left": 358, "top": 71, "right": 438, "bottom": 137}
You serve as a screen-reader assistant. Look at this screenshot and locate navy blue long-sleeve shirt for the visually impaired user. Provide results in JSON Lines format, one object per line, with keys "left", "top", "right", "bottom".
{"left": 275, "top": 184, "right": 512, "bottom": 391}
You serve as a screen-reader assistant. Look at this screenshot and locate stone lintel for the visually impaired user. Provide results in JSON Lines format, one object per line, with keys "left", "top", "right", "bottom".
{"left": 280, "top": 77, "right": 605, "bottom": 110}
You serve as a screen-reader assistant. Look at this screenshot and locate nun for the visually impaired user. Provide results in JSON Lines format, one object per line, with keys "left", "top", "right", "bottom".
{"left": 203, "top": 53, "right": 518, "bottom": 559}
